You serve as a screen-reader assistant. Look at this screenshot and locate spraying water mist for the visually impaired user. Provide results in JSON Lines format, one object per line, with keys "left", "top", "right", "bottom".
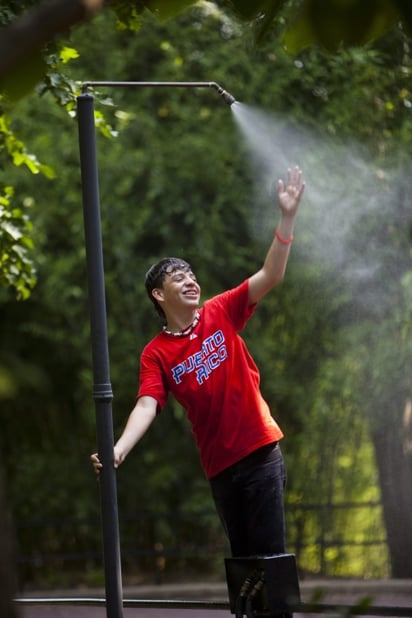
{"left": 230, "top": 101, "right": 410, "bottom": 314}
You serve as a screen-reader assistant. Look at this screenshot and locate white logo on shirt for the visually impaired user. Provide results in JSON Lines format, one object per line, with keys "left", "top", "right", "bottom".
{"left": 171, "top": 330, "right": 228, "bottom": 385}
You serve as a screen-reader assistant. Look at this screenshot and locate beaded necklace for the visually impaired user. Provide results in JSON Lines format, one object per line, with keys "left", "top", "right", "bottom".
{"left": 163, "top": 311, "right": 200, "bottom": 337}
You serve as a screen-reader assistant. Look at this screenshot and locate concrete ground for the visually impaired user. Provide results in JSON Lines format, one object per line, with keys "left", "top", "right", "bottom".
{"left": 17, "top": 578, "right": 412, "bottom": 618}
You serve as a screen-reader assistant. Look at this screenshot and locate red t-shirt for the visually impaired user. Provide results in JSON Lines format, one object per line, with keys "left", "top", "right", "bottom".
{"left": 137, "top": 279, "right": 283, "bottom": 479}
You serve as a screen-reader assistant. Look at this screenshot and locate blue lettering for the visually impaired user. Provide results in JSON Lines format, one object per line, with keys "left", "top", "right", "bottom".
{"left": 208, "top": 352, "right": 220, "bottom": 370}
{"left": 171, "top": 330, "right": 227, "bottom": 385}
{"left": 172, "top": 364, "right": 185, "bottom": 384}
{"left": 196, "top": 364, "right": 210, "bottom": 385}
{"left": 183, "top": 356, "right": 195, "bottom": 373}
{"left": 202, "top": 336, "right": 215, "bottom": 354}
{"left": 219, "top": 344, "right": 228, "bottom": 361}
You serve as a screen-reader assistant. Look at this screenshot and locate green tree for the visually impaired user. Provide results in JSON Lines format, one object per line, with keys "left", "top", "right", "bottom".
{"left": 1, "top": 0, "right": 412, "bottom": 297}
{"left": 1, "top": 0, "right": 411, "bottom": 587}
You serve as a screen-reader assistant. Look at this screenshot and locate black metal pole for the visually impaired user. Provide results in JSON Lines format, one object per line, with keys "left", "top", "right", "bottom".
{"left": 77, "top": 93, "right": 123, "bottom": 618}
{"left": 75, "top": 81, "right": 234, "bottom": 618}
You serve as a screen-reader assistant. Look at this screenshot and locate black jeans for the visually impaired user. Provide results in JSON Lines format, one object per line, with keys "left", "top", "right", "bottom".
{"left": 209, "top": 442, "right": 286, "bottom": 557}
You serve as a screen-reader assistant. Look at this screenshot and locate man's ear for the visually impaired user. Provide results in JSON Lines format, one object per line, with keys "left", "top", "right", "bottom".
{"left": 151, "top": 288, "right": 164, "bottom": 303}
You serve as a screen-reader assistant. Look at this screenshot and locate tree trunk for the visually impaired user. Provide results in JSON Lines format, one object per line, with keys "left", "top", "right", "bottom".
{"left": 370, "top": 399, "right": 412, "bottom": 578}
{"left": 0, "top": 472, "right": 19, "bottom": 618}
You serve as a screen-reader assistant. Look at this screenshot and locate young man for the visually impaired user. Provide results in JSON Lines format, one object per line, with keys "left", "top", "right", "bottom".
{"left": 91, "top": 166, "right": 305, "bottom": 557}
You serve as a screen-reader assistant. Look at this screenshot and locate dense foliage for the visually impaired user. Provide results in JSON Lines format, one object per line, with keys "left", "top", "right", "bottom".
{"left": 0, "top": 0, "right": 411, "bottom": 591}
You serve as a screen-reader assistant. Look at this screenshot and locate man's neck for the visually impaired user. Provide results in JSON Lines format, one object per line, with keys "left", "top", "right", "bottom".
{"left": 165, "top": 309, "right": 198, "bottom": 334}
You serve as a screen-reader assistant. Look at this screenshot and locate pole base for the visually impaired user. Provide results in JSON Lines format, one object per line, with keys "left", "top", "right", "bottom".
{"left": 225, "top": 553, "right": 300, "bottom": 616}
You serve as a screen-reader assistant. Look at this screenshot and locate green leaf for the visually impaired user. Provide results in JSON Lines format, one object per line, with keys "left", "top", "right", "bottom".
{"left": 2, "top": 221, "right": 23, "bottom": 241}
{"left": 59, "top": 46, "right": 80, "bottom": 64}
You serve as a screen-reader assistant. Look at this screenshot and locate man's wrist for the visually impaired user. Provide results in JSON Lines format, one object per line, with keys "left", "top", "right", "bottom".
{"left": 277, "top": 218, "right": 295, "bottom": 235}
{"left": 275, "top": 227, "right": 294, "bottom": 245}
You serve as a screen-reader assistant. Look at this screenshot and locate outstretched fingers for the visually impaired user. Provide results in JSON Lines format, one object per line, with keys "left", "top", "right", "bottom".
{"left": 288, "top": 166, "right": 304, "bottom": 194}
{"left": 278, "top": 166, "right": 305, "bottom": 213}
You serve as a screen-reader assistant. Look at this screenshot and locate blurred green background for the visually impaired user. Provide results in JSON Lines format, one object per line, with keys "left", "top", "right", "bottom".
{"left": 1, "top": 0, "right": 411, "bottom": 591}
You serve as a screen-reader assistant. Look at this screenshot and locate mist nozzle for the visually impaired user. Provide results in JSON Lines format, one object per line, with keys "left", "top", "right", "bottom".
{"left": 220, "top": 89, "right": 236, "bottom": 106}
{"left": 211, "top": 82, "right": 236, "bottom": 106}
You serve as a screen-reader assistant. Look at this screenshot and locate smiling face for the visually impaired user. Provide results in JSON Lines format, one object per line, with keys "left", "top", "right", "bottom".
{"left": 145, "top": 257, "right": 201, "bottom": 321}
{"left": 153, "top": 267, "right": 201, "bottom": 315}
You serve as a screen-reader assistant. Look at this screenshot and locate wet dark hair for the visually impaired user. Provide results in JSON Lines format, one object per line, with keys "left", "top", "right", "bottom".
{"left": 145, "top": 257, "right": 192, "bottom": 319}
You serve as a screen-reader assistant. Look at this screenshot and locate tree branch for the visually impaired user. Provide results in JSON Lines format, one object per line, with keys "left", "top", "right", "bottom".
{"left": 0, "top": 0, "right": 112, "bottom": 78}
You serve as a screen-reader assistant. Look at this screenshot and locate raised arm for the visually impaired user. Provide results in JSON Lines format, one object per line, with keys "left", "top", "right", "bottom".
{"left": 91, "top": 395, "right": 157, "bottom": 474}
{"left": 248, "top": 166, "right": 305, "bottom": 305}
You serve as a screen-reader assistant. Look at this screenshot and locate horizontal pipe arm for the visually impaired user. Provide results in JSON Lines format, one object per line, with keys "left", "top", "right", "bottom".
{"left": 80, "top": 80, "right": 236, "bottom": 105}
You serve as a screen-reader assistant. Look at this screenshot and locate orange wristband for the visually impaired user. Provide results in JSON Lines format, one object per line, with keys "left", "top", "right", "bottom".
{"left": 275, "top": 227, "right": 294, "bottom": 245}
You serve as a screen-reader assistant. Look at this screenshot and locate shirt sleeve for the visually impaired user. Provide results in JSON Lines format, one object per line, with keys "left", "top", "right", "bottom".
{"left": 137, "top": 345, "right": 168, "bottom": 413}
{"left": 206, "top": 279, "right": 257, "bottom": 332}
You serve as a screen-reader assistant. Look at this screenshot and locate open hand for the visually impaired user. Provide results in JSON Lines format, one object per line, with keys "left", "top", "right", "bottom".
{"left": 278, "top": 166, "right": 305, "bottom": 216}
